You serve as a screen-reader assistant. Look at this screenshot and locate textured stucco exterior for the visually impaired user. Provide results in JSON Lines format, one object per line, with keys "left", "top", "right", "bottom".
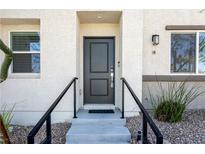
{"left": 143, "top": 10, "right": 205, "bottom": 75}
{"left": 142, "top": 10, "right": 205, "bottom": 109}
{"left": 0, "top": 9, "right": 205, "bottom": 125}
{"left": 121, "top": 10, "right": 143, "bottom": 116}
{"left": 0, "top": 10, "right": 142, "bottom": 125}
{"left": 0, "top": 10, "right": 78, "bottom": 125}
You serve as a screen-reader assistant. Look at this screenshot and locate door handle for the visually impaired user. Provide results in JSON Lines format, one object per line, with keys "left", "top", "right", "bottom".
{"left": 110, "top": 67, "right": 114, "bottom": 88}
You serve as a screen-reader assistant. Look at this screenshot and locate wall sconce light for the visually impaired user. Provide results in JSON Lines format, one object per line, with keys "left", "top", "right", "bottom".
{"left": 152, "top": 34, "right": 159, "bottom": 46}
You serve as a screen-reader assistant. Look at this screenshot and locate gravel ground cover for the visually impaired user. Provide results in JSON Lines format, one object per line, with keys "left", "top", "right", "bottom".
{"left": 126, "top": 110, "right": 205, "bottom": 144}
{"left": 8, "top": 122, "right": 71, "bottom": 144}
{"left": 4, "top": 110, "right": 205, "bottom": 144}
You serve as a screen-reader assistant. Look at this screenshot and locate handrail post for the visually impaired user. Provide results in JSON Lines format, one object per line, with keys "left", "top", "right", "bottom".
{"left": 27, "top": 77, "right": 78, "bottom": 144}
{"left": 120, "top": 77, "right": 163, "bottom": 144}
{"left": 142, "top": 114, "right": 148, "bottom": 144}
{"left": 156, "top": 136, "right": 163, "bottom": 144}
{"left": 121, "top": 79, "right": 124, "bottom": 119}
{"left": 46, "top": 114, "right": 51, "bottom": 144}
{"left": 73, "top": 79, "right": 77, "bottom": 118}
{"left": 27, "top": 135, "right": 34, "bottom": 144}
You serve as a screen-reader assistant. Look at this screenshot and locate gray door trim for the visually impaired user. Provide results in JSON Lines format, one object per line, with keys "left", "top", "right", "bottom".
{"left": 83, "top": 36, "right": 115, "bottom": 105}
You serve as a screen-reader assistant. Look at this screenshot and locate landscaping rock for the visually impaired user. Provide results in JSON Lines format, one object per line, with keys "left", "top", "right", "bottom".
{"left": 8, "top": 122, "right": 71, "bottom": 144}
{"left": 6, "top": 110, "right": 205, "bottom": 144}
{"left": 126, "top": 110, "right": 205, "bottom": 144}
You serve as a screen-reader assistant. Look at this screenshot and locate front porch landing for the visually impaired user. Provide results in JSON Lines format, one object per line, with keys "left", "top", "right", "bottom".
{"left": 66, "top": 109, "right": 131, "bottom": 144}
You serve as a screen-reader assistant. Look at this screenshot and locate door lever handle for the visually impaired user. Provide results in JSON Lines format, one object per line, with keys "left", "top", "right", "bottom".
{"left": 110, "top": 68, "right": 114, "bottom": 88}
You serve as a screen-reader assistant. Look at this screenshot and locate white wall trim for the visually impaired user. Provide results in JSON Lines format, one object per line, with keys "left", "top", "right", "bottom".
{"left": 168, "top": 30, "right": 205, "bottom": 75}
{"left": 8, "top": 30, "right": 41, "bottom": 78}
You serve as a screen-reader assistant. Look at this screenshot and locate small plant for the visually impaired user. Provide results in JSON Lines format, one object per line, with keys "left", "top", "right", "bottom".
{"left": 148, "top": 79, "right": 204, "bottom": 123}
{"left": 0, "top": 104, "right": 15, "bottom": 132}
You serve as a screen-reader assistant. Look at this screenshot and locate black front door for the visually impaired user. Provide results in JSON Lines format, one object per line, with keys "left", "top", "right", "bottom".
{"left": 84, "top": 37, "right": 115, "bottom": 104}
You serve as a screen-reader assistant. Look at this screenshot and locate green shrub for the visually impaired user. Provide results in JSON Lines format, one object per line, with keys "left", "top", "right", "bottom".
{"left": 149, "top": 80, "right": 204, "bottom": 123}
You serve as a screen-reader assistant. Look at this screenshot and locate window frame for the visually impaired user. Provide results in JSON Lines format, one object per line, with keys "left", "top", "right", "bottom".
{"left": 8, "top": 30, "right": 41, "bottom": 78}
{"left": 169, "top": 30, "right": 205, "bottom": 75}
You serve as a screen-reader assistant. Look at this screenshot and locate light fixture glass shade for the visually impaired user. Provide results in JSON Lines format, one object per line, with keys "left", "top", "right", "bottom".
{"left": 152, "top": 34, "right": 159, "bottom": 45}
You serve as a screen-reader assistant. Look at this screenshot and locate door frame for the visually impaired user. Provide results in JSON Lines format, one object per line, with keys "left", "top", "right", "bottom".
{"left": 83, "top": 36, "right": 115, "bottom": 105}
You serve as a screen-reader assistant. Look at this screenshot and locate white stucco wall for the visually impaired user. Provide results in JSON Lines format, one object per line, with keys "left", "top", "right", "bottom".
{"left": 1, "top": 9, "right": 205, "bottom": 125}
{"left": 76, "top": 15, "right": 81, "bottom": 110}
{"left": 142, "top": 10, "right": 205, "bottom": 109}
{"left": 0, "top": 10, "right": 144, "bottom": 125}
{"left": 121, "top": 10, "right": 143, "bottom": 116}
{"left": 0, "top": 10, "right": 145, "bottom": 125}
{"left": 0, "top": 10, "right": 78, "bottom": 125}
{"left": 143, "top": 9, "right": 205, "bottom": 75}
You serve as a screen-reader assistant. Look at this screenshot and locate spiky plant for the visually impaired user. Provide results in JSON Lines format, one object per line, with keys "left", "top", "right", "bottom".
{"left": 0, "top": 39, "right": 13, "bottom": 83}
{"left": 0, "top": 104, "right": 15, "bottom": 132}
{"left": 0, "top": 104, "right": 14, "bottom": 144}
{"left": 148, "top": 78, "right": 204, "bottom": 123}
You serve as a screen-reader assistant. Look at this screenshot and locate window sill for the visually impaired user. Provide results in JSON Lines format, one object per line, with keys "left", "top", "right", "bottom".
{"left": 143, "top": 75, "right": 205, "bottom": 82}
{"left": 8, "top": 73, "right": 40, "bottom": 79}
{"left": 170, "top": 73, "right": 205, "bottom": 76}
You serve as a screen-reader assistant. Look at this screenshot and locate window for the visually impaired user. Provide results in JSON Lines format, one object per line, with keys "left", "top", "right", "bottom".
{"left": 171, "top": 32, "right": 205, "bottom": 74}
{"left": 10, "top": 32, "right": 40, "bottom": 73}
{"left": 199, "top": 32, "right": 205, "bottom": 73}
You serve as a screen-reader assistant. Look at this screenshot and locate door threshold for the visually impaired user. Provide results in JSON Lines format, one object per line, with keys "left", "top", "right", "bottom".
{"left": 83, "top": 104, "right": 115, "bottom": 110}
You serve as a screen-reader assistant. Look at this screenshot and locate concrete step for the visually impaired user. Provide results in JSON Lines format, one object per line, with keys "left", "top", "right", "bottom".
{"left": 72, "top": 118, "right": 126, "bottom": 126}
{"left": 66, "top": 125, "right": 131, "bottom": 144}
{"left": 66, "top": 109, "right": 131, "bottom": 144}
{"left": 83, "top": 104, "right": 115, "bottom": 110}
{"left": 67, "top": 140, "right": 130, "bottom": 144}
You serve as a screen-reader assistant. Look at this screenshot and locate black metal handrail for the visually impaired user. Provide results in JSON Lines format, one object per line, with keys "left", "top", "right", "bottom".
{"left": 27, "top": 77, "right": 78, "bottom": 144}
{"left": 121, "top": 78, "right": 163, "bottom": 144}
